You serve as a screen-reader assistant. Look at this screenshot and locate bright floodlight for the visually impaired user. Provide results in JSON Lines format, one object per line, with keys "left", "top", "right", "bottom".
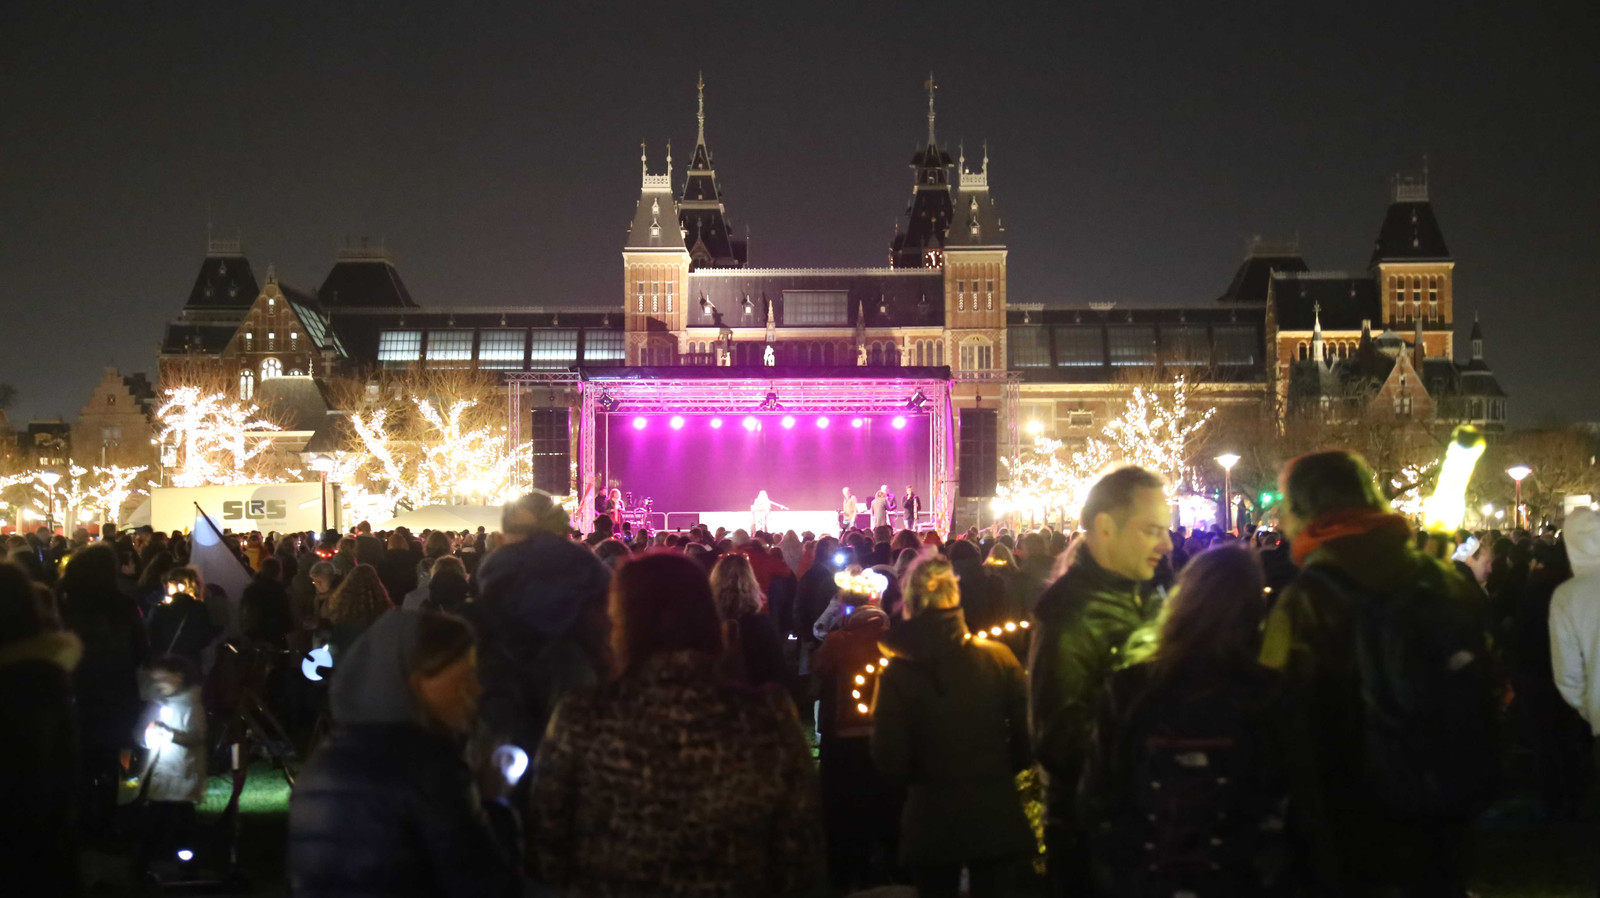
{"left": 1026, "top": 420, "right": 1044, "bottom": 436}
{"left": 669, "top": 415, "right": 685, "bottom": 430}
{"left": 851, "top": 417, "right": 865, "bottom": 428}
{"left": 37, "top": 470, "right": 61, "bottom": 487}
{"left": 308, "top": 455, "right": 333, "bottom": 472}
{"left": 816, "top": 417, "right": 830, "bottom": 429}
{"left": 631, "top": 416, "right": 647, "bottom": 430}
{"left": 1216, "top": 453, "right": 1241, "bottom": 471}
{"left": 742, "top": 416, "right": 760, "bottom": 431}
{"left": 891, "top": 416, "right": 907, "bottom": 430}
{"left": 781, "top": 415, "right": 796, "bottom": 429}
{"left": 1507, "top": 465, "right": 1532, "bottom": 482}
{"left": 176, "top": 849, "right": 194, "bottom": 862}
{"left": 709, "top": 417, "right": 723, "bottom": 429}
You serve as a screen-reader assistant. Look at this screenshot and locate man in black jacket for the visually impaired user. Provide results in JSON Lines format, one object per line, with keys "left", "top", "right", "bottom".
{"left": 1027, "top": 465, "right": 1170, "bottom": 896}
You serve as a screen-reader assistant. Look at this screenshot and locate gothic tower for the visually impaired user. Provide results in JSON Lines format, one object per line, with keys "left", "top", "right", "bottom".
{"left": 945, "top": 141, "right": 1008, "bottom": 373}
{"left": 889, "top": 74, "right": 955, "bottom": 269}
{"left": 623, "top": 143, "right": 691, "bottom": 365}
{"left": 678, "top": 76, "right": 747, "bottom": 270}
{"left": 1371, "top": 164, "right": 1455, "bottom": 359}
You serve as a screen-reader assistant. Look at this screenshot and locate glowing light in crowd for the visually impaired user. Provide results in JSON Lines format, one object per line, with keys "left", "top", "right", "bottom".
{"left": 710, "top": 417, "right": 723, "bottom": 429}
{"left": 816, "top": 417, "right": 830, "bottom": 429}
{"left": 891, "top": 416, "right": 907, "bottom": 429}
{"left": 632, "top": 416, "right": 647, "bottom": 430}
{"left": 780, "top": 415, "right": 796, "bottom": 429}
{"left": 176, "top": 849, "right": 194, "bottom": 862}
{"left": 302, "top": 644, "right": 334, "bottom": 682}
{"left": 669, "top": 416, "right": 685, "bottom": 430}
{"left": 742, "top": 416, "right": 760, "bottom": 431}
{"left": 1424, "top": 426, "right": 1486, "bottom": 533}
{"left": 851, "top": 417, "right": 864, "bottom": 428}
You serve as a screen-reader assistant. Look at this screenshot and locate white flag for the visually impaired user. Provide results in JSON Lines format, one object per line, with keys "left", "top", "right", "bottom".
{"left": 191, "top": 505, "right": 253, "bottom": 639}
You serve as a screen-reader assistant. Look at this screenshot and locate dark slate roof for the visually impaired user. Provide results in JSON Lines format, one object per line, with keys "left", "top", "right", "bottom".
{"left": 161, "top": 318, "right": 244, "bottom": 355}
{"left": 1370, "top": 201, "right": 1451, "bottom": 265}
{"left": 185, "top": 253, "right": 260, "bottom": 309}
{"left": 1216, "top": 253, "right": 1309, "bottom": 303}
{"left": 686, "top": 271, "right": 946, "bottom": 329}
{"left": 626, "top": 156, "right": 682, "bottom": 252}
{"left": 253, "top": 376, "right": 334, "bottom": 432}
{"left": 891, "top": 140, "right": 956, "bottom": 268}
{"left": 1002, "top": 305, "right": 1269, "bottom": 384}
{"left": 303, "top": 413, "right": 353, "bottom": 454}
{"left": 317, "top": 258, "right": 418, "bottom": 308}
{"left": 947, "top": 164, "right": 1004, "bottom": 248}
{"left": 1269, "top": 273, "right": 1382, "bottom": 330}
{"left": 121, "top": 372, "right": 157, "bottom": 410}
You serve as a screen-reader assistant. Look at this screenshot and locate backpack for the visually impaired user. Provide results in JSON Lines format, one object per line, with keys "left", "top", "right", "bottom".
{"left": 1301, "top": 559, "right": 1500, "bottom": 820}
{"left": 1086, "top": 668, "right": 1293, "bottom": 895}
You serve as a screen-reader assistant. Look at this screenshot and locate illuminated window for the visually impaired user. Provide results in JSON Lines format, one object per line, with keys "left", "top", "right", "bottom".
{"left": 1107, "top": 325, "right": 1156, "bottom": 367}
{"left": 239, "top": 369, "right": 255, "bottom": 400}
{"left": 528, "top": 329, "right": 578, "bottom": 368}
{"left": 260, "top": 357, "right": 282, "bottom": 379}
{"left": 959, "top": 337, "right": 993, "bottom": 371}
{"left": 477, "top": 329, "right": 526, "bottom": 369}
{"left": 425, "top": 330, "right": 473, "bottom": 362}
{"left": 377, "top": 330, "right": 422, "bottom": 367}
{"left": 583, "top": 329, "right": 625, "bottom": 363}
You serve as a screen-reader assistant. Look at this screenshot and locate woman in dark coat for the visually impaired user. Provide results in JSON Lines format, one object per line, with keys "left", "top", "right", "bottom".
{"left": 872, "top": 554, "right": 1035, "bottom": 897}
{"left": 708, "top": 553, "right": 789, "bottom": 688}
{"left": 289, "top": 609, "right": 522, "bottom": 897}
{"left": 56, "top": 543, "right": 148, "bottom": 841}
{"left": 146, "top": 567, "right": 222, "bottom": 667}
{"left": 377, "top": 531, "right": 418, "bottom": 606}
{"left": 241, "top": 557, "right": 295, "bottom": 647}
{"left": 0, "top": 565, "right": 83, "bottom": 895}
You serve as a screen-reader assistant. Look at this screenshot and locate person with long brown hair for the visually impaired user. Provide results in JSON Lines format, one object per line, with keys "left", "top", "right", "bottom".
{"left": 708, "top": 553, "right": 788, "bottom": 688}
{"left": 1078, "top": 544, "right": 1328, "bottom": 895}
{"left": 326, "top": 564, "right": 392, "bottom": 653}
{"left": 528, "top": 551, "right": 821, "bottom": 896}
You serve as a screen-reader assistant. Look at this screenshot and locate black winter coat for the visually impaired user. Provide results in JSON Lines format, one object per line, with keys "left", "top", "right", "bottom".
{"left": 0, "top": 632, "right": 82, "bottom": 896}
{"left": 241, "top": 577, "right": 294, "bottom": 646}
{"left": 60, "top": 588, "right": 147, "bottom": 754}
{"left": 289, "top": 723, "right": 521, "bottom": 898}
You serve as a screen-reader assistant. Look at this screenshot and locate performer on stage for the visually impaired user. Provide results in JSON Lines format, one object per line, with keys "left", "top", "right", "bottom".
{"left": 901, "top": 484, "right": 922, "bottom": 531}
{"left": 870, "top": 489, "right": 890, "bottom": 530}
{"left": 839, "top": 487, "right": 859, "bottom": 532}
{"left": 880, "top": 483, "right": 897, "bottom": 517}
{"left": 750, "top": 490, "right": 788, "bottom": 534}
{"left": 605, "top": 487, "right": 624, "bottom": 530}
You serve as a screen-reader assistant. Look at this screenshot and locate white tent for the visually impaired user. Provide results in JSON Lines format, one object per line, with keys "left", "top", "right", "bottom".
{"left": 123, "top": 497, "right": 152, "bottom": 529}
{"left": 372, "top": 504, "right": 504, "bottom": 533}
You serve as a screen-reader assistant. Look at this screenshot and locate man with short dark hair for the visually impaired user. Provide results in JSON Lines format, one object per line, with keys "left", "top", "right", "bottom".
{"left": 1028, "top": 465, "right": 1170, "bottom": 895}
{"left": 1262, "top": 450, "right": 1495, "bottom": 896}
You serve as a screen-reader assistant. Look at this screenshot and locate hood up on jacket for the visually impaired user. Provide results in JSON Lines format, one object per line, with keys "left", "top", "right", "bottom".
{"left": 330, "top": 608, "right": 428, "bottom": 726}
{"left": 474, "top": 531, "right": 610, "bottom": 638}
{"left": 1567, "top": 508, "right": 1600, "bottom": 577}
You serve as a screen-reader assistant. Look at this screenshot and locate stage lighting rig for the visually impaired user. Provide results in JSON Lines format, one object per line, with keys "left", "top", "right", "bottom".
{"left": 758, "top": 391, "right": 782, "bottom": 411}
{"left": 906, "top": 389, "right": 928, "bottom": 411}
{"left": 597, "top": 392, "right": 618, "bottom": 412}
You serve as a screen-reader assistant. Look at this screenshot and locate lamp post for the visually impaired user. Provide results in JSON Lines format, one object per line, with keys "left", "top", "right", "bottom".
{"left": 1507, "top": 465, "right": 1532, "bottom": 529}
{"left": 1216, "top": 453, "right": 1241, "bottom": 535}
{"left": 37, "top": 470, "right": 61, "bottom": 535}
{"left": 309, "top": 455, "right": 333, "bottom": 533}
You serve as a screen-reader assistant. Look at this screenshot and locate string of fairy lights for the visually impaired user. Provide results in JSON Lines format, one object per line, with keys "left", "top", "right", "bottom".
{"left": 849, "top": 618, "right": 1032, "bottom": 716}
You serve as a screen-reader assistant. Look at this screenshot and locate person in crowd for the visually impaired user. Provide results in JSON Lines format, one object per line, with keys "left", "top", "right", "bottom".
{"left": 134, "top": 550, "right": 177, "bottom": 614}
{"left": 901, "top": 485, "right": 921, "bottom": 531}
{"left": 528, "top": 551, "right": 822, "bottom": 895}
{"left": 133, "top": 654, "right": 207, "bottom": 875}
{"left": 331, "top": 536, "right": 359, "bottom": 577}
{"left": 1509, "top": 537, "right": 1587, "bottom": 820}
{"left": 984, "top": 543, "right": 1035, "bottom": 627}
{"left": 1029, "top": 465, "right": 1171, "bottom": 895}
{"left": 307, "top": 561, "right": 341, "bottom": 624}
{"left": 326, "top": 564, "right": 393, "bottom": 654}
{"left": 593, "top": 537, "right": 631, "bottom": 570}
{"left": 1079, "top": 544, "right": 1330, "bottom": 895}
{"left": 147, "top": 567, "right": 222, "bottom": 667}
{"left": 1260, "top": 450, "right": 1497, "bottom": 896}
{"left": 0, "top": 563, "right": 83, "bottom": 895}
{"left": 811, "top": 566, "right": 898, "bottom": 890}
{"left": 242, "top": 556, "right": 294, "bottom": 647}
{"left": 870, "top": 489, "right": 891, "bottom": 531}
{"left": 873, "top": 554, "right": 1034, "bottom": 897}
{"left": 779, "top": 529, "right": 804, "bottom": 575}
{"left": 57, "top": 543, "right": 149, "bottom": 841}
{"left": 290, "top": 609, "right": 523, "bottom": 896}
{"left": 795, "top": 535, "right": 843, "bottom": 646}
{"left": 377, "top": 531, "right": 418, "bottom": 605}
{"left": 584, "top": 512, "right": 616, "bottom": 547}
{"left": 353, "top": 521, "right": 384, "bottom": 569}
{"left": 403, "top": 555, "right": 474, "bottom": 616}
{"left": 709, "top": 553, "right": 788, "bottom": 688}
{"left": 474, "top": 491, "right": 611, "bottom": 757}
{"left": 948, "top": 538, "right": 999, "bottom": 632}
{"left": 1014, "top": 532, "right": 1054, "bottom": 606}
{"left": 1549, "top": 509, "right": 1600, "bottom": 816}
{"left": 414, "top": 530, "right": 453, "bottom": 592}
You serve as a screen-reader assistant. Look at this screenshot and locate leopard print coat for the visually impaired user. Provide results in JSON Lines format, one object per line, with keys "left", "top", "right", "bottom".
{"left": 528, "top": 650, "right": 823, "bottom": 896}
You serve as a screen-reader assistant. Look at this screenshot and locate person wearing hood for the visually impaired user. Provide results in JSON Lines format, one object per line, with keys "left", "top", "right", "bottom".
{"left": 810, "top": 568, "right": 900, "bottom": 891}
{"left": 289, "top": 608, "right": 522, "bottom": 897}
{"left": 1549, "top": 509, "right": 1600, "bottom": 814}
{"left": 872, "top": 554, "right": 1034, "bottom": 897}
{"left": 472, "top": 490, "right": 611, "bottom": 756}
{"left": 0, "top": 564, "right": 83, "bottom": 895}
{"left": 1028, "top": 466, "right": 1169, "bottom": 895}
{"left": 403, "top": 555, "right": 474, "bottom": 616}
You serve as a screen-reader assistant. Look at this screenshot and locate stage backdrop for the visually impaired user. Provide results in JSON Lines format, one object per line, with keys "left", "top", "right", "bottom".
{"left": 601, "top": 414, "right": 931, "bottom": 514}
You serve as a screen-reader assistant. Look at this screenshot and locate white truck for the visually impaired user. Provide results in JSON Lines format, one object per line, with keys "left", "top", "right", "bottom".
{"left": 149, "top": 482, "right": 339, "bottom": 534}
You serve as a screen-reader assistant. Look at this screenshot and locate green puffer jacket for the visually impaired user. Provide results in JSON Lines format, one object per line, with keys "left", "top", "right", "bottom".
{"left": 871, "top": 606, "right": 1035, "bottom": 867}
{"left": 1026, "top": 542, "right": 1155, "bottom": 810}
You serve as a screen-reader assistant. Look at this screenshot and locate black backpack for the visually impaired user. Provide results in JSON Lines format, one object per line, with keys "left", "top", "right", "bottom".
{"left": 1301, "top": 559, "right": 1501, "bottom": 820}
{"left": 1085, "top": 668, "right": 1294, "bottom": 895}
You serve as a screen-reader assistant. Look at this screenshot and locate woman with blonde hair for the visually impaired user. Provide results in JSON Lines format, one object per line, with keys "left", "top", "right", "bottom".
{"left": 708, "top": 553, "right": 787, "bottom": 688}
{"left": 326, "top": 564, "right": 392, "bottom": 653}
{"left": 872, "top": 555, "right": 1034, "bottom": 897}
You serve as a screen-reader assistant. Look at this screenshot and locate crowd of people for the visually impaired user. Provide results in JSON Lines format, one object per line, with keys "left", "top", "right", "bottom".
{"left": 2, "top": 450, "right": 1598, "bottom": 897}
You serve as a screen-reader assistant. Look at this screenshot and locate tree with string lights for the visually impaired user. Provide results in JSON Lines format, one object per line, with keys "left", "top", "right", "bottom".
{"left": 155, "top": 386, "right": 285, "bottom": 487}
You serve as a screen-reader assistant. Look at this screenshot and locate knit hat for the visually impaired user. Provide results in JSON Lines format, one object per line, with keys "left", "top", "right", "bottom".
{"left": 1565, "top": 507, "right": 1600, "bottom": 576}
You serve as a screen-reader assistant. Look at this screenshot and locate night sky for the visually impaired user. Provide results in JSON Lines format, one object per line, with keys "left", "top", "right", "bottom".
{"left": 3, "top": 1, "right": 1596, "bottom": 426}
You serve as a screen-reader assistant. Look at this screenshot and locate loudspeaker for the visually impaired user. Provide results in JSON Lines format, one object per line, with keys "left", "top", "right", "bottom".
{"left": 528, "top": 408, "right": 570, "bottom": 495}
{"left": 958, "top": 408, "right": 998, "bottom": 497}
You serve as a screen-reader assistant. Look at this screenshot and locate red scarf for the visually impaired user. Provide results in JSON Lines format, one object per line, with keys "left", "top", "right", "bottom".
{"left": 1291, "top": 507, "right": 1412, "bottom": 565}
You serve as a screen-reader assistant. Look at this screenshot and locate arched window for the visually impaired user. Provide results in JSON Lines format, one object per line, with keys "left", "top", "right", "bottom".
{"left": 239, "top": 369, "right": 255, "bottom": 401}
{"left": 261, "top": 357, "right": 283, "bottom": 380}
{"left": 869, "top": 344, "right": 883, "bottom": 366}
{"left": 823, "top": 343, "right": 835, "bottom": 366}
{"left": 935, "top": 339, "right": 944, "bottom": 367}
{"left": 959, "top": 337, "right": 993, "bottom": 371}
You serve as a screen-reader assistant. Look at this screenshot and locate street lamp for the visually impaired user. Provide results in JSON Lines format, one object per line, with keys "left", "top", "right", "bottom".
{"left": 1507, "top": 465, "right": 1532, "bottom": 529}
{"left": 37, "top": 470, "right": 61, "bottom": 534}
{"left": 1216, "top": 453, "right": 1241, "bottom": 534}
{"left": 308, "top": 455, "right": 333, "bottom": 532}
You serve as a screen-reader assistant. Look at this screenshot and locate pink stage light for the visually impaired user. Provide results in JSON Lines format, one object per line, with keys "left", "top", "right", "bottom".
{"left": 709, "top": 417, "right": 723, "bottom": 429}
{"left": 851, "top": 417, "right": 865, "bottom": 428}
{"left": 632, "top": 416, "right": 647, "bottom": 430}
{"left": 780, "top": 415, "right": 796, "bottom": 429}
{"left": 742, "top": 416, "right": 760, "bottom": 431}
{"left": 816, "top": 416, "right": 830, "bottom": 429}
{"left": 891, "top": 416, "right": 907, "bottom": 429}
{"left": 669, "top": 415, "right": 685, "bottom": 430}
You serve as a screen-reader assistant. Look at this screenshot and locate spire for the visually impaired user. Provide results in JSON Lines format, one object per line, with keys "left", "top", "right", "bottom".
{"left": 678, "top": 78, "right": 745, "bottom": 268}
{"left": 925, "top": 72, "right": 937, "bottom": 145}
{"left": 892, "top": 74, "right": 956, "bottom": 267}
{"left": 1470, "top": 310, "right": 1484, "bottom": 361}
{"left": 1311, "top": 301, "right": 1324, "bottom": 366}
{"left": 696, "top": 71, "right": 706, "bottom": 146}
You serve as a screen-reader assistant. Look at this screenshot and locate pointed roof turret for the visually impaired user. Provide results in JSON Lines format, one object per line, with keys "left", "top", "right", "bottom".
{"left": 1370, "top": 164, "right": 1451, "bottom": 266}
{"left": 626, "top": 143, "right": 684, "bottom": 251}
{"left": 891, "top": 73, "right": 955, "bottom": 268}
{"left": 1311, "top": 301, "right": 1325, "bottom": 366}
{"left": 949, "top": 140, "right": 1005, "bottom": 248}
{"left": 1469, "top": 312, "right": 1485, "bottom": 362}
{"left": 185, "top": 236, "right": 260, "bottom": 309}
{"left": 678, "top": 77, "right": 746, "bottom": 269}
